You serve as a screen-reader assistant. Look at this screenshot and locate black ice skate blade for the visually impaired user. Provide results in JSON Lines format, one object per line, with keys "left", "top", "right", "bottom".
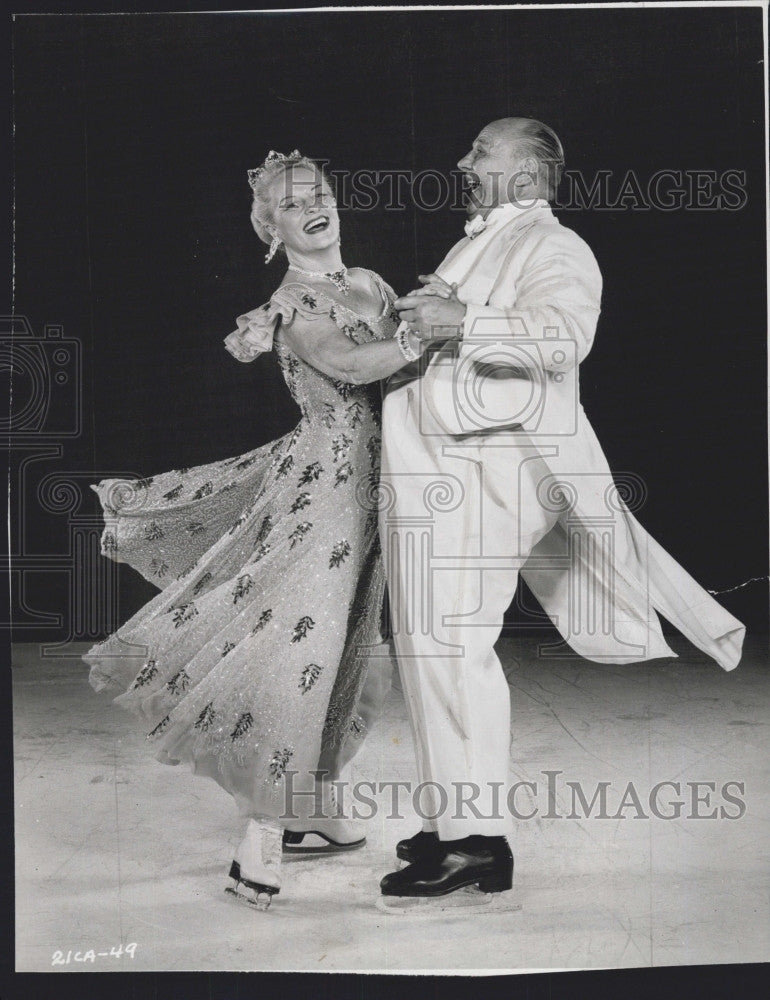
{"left": 282, "top": 830, "right": 366, "bottom": 854}
{"left": 225, "top": 884, "right": 278, "bottom": 911}
{"left": 225, "top": 860, "right": 280, "bottom": 910}
{"left": 376, "top": 886, "right": 521, "bottom": 915}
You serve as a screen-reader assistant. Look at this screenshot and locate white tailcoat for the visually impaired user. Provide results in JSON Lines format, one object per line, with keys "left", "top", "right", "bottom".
{"left": 379, "top": 202, "right": 744, "bottom": 837}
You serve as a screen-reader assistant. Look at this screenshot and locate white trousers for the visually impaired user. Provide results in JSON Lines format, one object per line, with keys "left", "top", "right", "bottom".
{"left": 382, "top": 434, "right": 559, "bottom": 840}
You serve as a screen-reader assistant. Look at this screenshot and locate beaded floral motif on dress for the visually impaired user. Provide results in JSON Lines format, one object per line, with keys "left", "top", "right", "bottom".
{"left": 87, "top": 276, "right": 396, "bottom": 777}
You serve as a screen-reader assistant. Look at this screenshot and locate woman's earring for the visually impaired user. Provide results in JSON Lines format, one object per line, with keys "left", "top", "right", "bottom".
{"left": 264, "top": 232, "right": 282, "bottom": 264}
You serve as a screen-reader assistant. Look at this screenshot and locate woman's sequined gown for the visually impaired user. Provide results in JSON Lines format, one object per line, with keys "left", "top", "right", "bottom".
{"left": 84, "top": 272, "right": 398, "bottom": 818}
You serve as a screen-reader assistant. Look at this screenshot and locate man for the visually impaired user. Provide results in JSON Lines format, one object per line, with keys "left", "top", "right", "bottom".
{"left": 377, "top": 118, "right": 744, "bottom": 904}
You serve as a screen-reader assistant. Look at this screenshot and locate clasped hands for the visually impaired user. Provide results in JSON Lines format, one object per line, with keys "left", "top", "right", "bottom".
{"left": 395, "top": 274, "right": 467, "bottom": 342}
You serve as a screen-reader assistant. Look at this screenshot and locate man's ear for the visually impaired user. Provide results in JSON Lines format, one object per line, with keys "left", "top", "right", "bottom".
{"left": 520, "top": 156, "right": 539, "bottom": 184}
{"left": 509, "top": 161, "right": 538, "bottom": 198}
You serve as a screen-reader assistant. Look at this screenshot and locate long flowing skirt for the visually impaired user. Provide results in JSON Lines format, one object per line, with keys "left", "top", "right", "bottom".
{"left": 84, "top": 416, "right": 386, "bottom": 819}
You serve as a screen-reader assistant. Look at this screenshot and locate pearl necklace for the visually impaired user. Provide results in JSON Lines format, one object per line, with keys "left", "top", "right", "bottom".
{"left": 288, "top": 264, "right": 350, "bottom": 295}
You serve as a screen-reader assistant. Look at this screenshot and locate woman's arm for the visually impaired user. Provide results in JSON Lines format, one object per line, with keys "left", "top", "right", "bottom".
{"left": 278, "top": 313, "right": 424, "bottom": 385}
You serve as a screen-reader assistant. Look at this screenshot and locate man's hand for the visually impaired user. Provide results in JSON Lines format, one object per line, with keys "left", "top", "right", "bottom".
{"left": 395, "top": 292, "right": 467, "bottom": 342}
{"left": 408, "top": 274, "right": 458, "bottom": 299}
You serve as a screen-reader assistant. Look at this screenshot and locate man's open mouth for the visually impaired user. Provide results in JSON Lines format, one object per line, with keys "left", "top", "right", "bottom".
{"left": 303, "top": 216, "right": 330, "bottom": 234}
{"left": 462, "top": 172, "right": 481, "bottom": 193}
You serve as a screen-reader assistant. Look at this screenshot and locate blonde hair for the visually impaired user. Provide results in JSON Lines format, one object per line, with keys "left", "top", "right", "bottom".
{"left": 249, "top": 154, "right": 327, "bottom": 246}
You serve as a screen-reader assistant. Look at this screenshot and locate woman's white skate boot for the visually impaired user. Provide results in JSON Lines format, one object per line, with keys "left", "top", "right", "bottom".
{"left": 226, "top": 818, "right": 282, "bottom": 910}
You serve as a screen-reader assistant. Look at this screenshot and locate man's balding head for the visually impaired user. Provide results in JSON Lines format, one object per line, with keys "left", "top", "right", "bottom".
{"left": 458, "top": 118, "right": 565, "bottom": 214}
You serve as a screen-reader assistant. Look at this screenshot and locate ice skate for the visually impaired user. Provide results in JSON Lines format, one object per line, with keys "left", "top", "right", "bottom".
{"left": 225, "top": 819, "right": 282, "bottom": 911}
{"left": 378, "top": 834, "right": 519, "bottom": 915}
{"left": 282, "top": 781, "right": 366, "bottom": 855}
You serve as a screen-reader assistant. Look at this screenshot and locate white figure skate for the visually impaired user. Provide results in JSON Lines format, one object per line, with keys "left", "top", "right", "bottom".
{"left": 225, "top": 818, "right": 282, "bottom": 911}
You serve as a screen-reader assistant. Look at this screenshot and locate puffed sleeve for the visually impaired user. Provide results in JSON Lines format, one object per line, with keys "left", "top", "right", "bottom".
{"left": 379, "top": 276, "right": 398, "bottom": 303}
{"left": 223, "top": 285, "right": 333, "bottom": 362}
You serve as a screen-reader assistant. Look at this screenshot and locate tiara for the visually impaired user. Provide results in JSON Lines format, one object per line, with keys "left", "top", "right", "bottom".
{"left": 247, "top": 149, "right": 303, "bottom": 190}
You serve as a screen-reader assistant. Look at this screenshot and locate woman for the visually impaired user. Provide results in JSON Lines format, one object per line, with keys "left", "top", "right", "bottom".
{"left": 84, "top": 150, "right": 426, "bottom": 908}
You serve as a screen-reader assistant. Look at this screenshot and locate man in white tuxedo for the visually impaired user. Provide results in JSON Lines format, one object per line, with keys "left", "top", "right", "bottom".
{"left": 378, "top": 118, "right": 744, "bottom": 902}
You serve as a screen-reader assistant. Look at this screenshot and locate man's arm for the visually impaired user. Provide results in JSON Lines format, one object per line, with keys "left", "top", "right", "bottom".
{"left": 460, "top": 229, "right": 603, "bottom": 374}
{"left": 396, "top": 228, "right": 603, "bottom": 375}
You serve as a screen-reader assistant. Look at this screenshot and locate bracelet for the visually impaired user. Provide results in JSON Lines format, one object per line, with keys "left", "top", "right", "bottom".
{"left": 396, "top": 326, "right": 421, "bottom": 362}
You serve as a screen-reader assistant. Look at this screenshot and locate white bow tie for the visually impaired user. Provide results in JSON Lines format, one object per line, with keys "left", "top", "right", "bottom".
{"left": 464, "top": 214, "right": 487, "bottom": 239}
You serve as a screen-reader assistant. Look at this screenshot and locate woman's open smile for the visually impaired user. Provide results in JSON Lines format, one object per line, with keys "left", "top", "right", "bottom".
{"left": 302, "top": 214, "right": 331, "bottom": 235}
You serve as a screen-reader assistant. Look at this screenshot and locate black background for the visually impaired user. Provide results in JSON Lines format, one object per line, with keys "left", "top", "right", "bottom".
{"left": 10, "top": 6, "right": 768, "bottom": 636}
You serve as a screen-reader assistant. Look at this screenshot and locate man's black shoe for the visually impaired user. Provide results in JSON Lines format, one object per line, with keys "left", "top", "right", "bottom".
{"left": 381, "top": 834, "right": 513, "bottom": 897}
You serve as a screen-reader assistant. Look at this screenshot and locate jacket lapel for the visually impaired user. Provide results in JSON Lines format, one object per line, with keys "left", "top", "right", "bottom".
{"left": 436, "top": 204, "right": 556, "bottom": 306}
